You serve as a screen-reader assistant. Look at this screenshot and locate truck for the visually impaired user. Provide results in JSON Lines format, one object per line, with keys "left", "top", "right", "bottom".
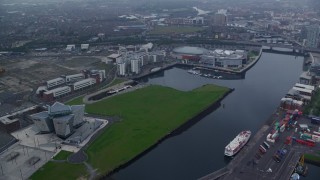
{"left": 273, "top": 148, "right": 287, "bottom": 163}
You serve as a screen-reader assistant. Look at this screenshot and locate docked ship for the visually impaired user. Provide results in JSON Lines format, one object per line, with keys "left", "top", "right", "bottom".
{"left": 224, "top": 130, "right": 251, "bottom": 156}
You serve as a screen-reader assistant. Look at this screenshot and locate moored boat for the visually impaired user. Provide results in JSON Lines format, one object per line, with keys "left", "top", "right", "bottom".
{"left": 224, "top": 130, "right": 251, "bottom": 156}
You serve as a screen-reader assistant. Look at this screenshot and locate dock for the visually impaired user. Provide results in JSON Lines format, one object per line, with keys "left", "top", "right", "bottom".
{"left": 198, "top": 110, "right": 319, "bottom": 180}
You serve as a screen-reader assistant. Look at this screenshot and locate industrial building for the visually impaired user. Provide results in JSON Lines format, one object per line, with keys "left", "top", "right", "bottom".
{"left": 201, "top": 49, "right": 247, "bottom": 68}
{"left": 30, "top": 102, "right": 85, "bottom": 139}
{"left": 286, "top": 83, "right": 315, "bottom": 102}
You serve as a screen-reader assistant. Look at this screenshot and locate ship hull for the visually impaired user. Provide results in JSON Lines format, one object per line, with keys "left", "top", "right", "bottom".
{"left": 224, "top": 130, "right": 251, "bottom": 156}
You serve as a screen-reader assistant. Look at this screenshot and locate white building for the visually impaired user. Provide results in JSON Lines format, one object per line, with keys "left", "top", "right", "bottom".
{"left": 43, "top": 86, "right": 71, "bottom": 100}
{"left": 131, "top": 59, "right": 141, "bottom": 74}
{"left": 66, "top": 44, "right": 76, "bottom": 51}
{"left": 118, "top": 62, "right": 127, "bottom": 76}
{"left": 65, "top": 73, "right": 85, "bottom": 82}
{"left": 73, "top": 78, "right": 96, "bottom": 91}
{"left": 46, "top": 77, "right": 66, "bottom": 89}
{"left": 201, "top": 49, "right": 247, "bottom": 68}
{"left": 81, "top": 44, "right": 89, "bottom": 50}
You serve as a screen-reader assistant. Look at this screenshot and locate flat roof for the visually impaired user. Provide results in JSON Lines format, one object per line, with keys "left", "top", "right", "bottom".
{"left": 292, "top": 87, "right": 313, "bottom": 94}
{"left": 173, "top": 46, "right": 206, "bottom": 55}
{"left": 44, "top": 86, "right": 70, "bottom": 94}
{"left": 294, "top": 83, "right": 315, "bottom": 91}
{"left": 47, "top": 77, "right": 65, "bottom": 84}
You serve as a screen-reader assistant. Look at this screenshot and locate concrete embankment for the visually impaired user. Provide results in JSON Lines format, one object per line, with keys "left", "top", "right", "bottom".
{"left": 99, "top": 88, "right": 234, "bottom": 179}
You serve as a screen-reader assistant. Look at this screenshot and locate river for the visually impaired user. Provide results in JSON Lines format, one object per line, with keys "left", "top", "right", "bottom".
{"left": 112, "top": 52, "right": 306, "bottom": 180}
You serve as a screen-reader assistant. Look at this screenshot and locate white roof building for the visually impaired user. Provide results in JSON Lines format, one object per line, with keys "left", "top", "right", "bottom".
{"left": 66, "top": 44, "right": 76, "bottom": 51}
{"left": 81, "top": 44, "right": 89, "bottom": 50}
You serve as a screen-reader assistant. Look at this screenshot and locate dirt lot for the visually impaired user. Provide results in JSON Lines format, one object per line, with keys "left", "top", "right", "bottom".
{"left": 0, "top": 56, "right": 108, "bottom": 93}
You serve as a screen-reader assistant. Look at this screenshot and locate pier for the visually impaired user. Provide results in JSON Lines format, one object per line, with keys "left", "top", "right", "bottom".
{"left": 198, "top": 110, "right": 319, "bottom": 180}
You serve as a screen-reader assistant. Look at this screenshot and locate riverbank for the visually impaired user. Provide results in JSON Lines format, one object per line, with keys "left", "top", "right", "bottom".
{"left": 84, "top": 84, "right": 231, "bottom": 178}
{"left": 103, "top": 87, "right": 234, "bottom": 178}
{"left": 30, "top": 84, "right": 232, "bottom": 180}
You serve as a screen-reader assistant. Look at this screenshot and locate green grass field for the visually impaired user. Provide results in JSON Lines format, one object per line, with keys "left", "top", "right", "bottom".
{"left": 149, "top": 26, "right": 206, "bottom": 35}
{"left": 53, "top": 150, "right": 73, "bottom": 160}
{"left": 84, "top": 84, "right": 229, "bottom": 175}
{"left": 31, "top": 84, "right": 229, "bottom": 179}
{"left": 30, "top": 162, "right": 87, "bottom": 180}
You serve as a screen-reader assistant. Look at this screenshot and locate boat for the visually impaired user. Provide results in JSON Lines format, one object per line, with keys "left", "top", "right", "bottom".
{"left": 224, "top": 130, "right": 251, "bottom": 156}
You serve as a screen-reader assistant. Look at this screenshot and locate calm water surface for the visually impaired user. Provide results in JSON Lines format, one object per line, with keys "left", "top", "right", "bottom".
{"left": 112, "top": 53, "right": 305, "bottom": 180}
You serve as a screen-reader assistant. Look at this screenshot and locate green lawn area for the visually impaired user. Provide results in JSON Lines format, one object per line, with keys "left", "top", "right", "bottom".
{"left": 53, "top": 150, "right": 73, "bottom": 160}
{"left": 30, "top": 162, "right": 87, "bottom": 180}
{"left": 83, "top": 84, "right": 229, "bottom": 175}
{"left": 149, "top": 26, "right": 206, "bottom": 35}
{"left": 66, "top": 96, "right": 84, "bottom": 105}
{"left": 31, "top": 84, "right": 229, "bottom": 179}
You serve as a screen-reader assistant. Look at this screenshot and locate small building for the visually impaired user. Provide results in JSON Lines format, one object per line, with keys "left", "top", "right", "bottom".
{"left": 81, "top": 44, "right": 89, "bottom": 51}
{"left": 66, "top": 44, "right": 76, "bottom": 51}
{"left": 299, "top": 71, "right": 314, "bottom": 85}
{"left": 0, "top": 116, "right": 20, "bottom": 133}
{"left": 30, "top": 111, "right": 54, "bottom": 133}
{"left": 107, "top": 54, "right": 122, "bottom": 63}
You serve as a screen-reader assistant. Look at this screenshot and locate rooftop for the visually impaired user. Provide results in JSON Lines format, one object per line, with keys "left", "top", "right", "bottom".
{"left": 49, "top": 102, "right": 71, "bottom": 115}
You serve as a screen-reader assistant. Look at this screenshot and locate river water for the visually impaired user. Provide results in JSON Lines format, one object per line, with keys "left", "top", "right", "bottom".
{"left": 112, "top": 52, "right": 306, "bottom": 180}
